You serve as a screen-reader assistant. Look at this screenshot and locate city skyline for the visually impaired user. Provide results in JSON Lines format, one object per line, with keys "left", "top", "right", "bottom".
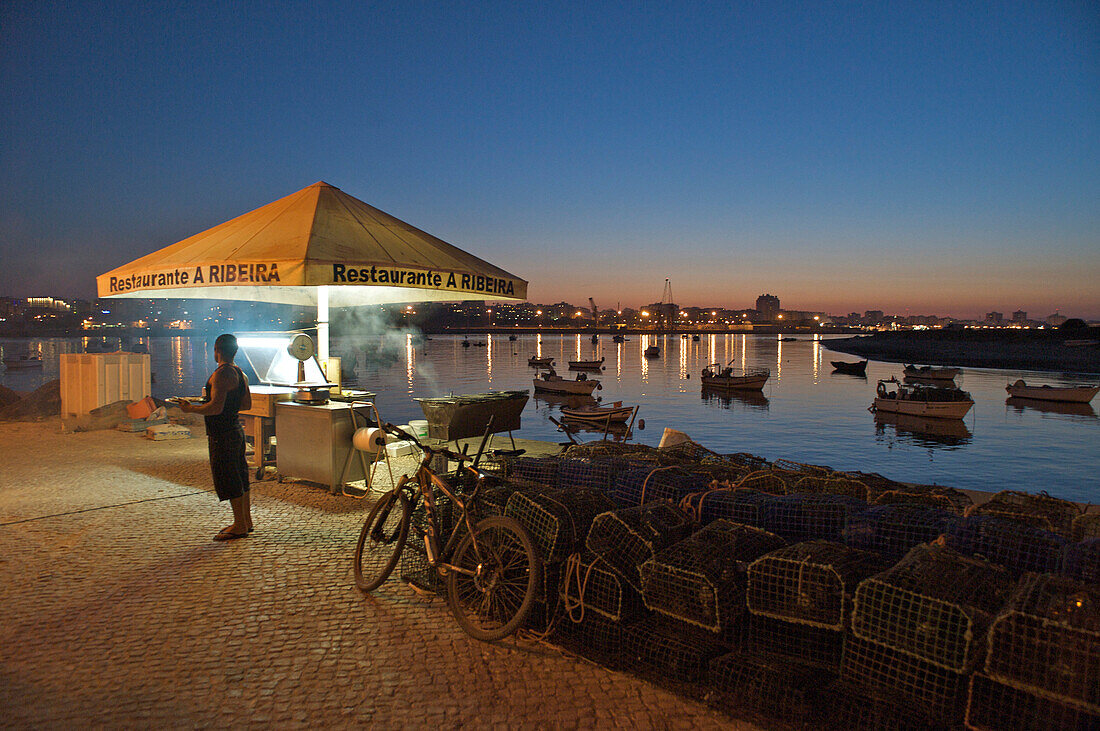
{"left": 2, "top": 3, "right": 1098, "bottom": 318}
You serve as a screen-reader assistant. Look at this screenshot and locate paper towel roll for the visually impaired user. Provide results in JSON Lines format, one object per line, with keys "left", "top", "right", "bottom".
{"left": 353, "top": 426, "right": 386, "bottom": 452}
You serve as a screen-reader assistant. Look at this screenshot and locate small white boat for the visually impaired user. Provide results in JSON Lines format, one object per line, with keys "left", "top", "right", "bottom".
{"left": 533, "top": 371, "right": 600, "bottom": 395}
{"left": 2, "top": 355, "right": 43, "bottom": 370}
{"left": 872, "top": 378, "right": 973, "bottom": 420}
{"left": 560, "top": 401, "right": 635, "bottom": 424}
{"left": 528, "top": 356, "right": 554, "bottom": 367}
{"left": 903, "top": 364, "right": 960, "bottom": 381}
{"left": 644, "top": 345, "right": 660, "bottom": 358}
{"left": 1005, "top": 379, "right": 1099, "bottom": 404}
{"left": 701, "top": 364, "right": 770, "bottom": 391}
{"left": 568, "top": 357, "right": 604, "bottom": 370}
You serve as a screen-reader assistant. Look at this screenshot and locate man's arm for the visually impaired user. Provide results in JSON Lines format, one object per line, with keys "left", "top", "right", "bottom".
{"left": 239, "top": 372, "right": 251, "bottom": 412}
{"left": 181, "top": 368, "right": 234, "bottom": 416}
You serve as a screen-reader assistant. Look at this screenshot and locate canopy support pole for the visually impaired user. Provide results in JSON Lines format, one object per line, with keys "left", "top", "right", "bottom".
{"left": 317, "top": 285, "right": 330, "bottom": 362}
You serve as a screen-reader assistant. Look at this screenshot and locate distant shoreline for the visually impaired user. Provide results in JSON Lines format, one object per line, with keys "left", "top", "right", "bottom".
{"left": 825, "top": 330, "right": 1100, "bottom": 375}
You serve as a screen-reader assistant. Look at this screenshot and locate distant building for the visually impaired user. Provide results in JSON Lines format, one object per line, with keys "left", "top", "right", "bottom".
{"left": 863, "top": 310, "right": 885, "bottom": 325}
{"left": 26, "top": 296, "right": 71, "bottom": 311}
{"left": 985, "top": 311, "right": 1004, "bottom": 324}
{"left": 755, "top": 294, "right": 780, "bottom": 321}
{"left": 1046, "top": 313, "right": 1068, "bottom": 326}
{"left": 1012, "top": 310, "right": 1027, "bottom": 323}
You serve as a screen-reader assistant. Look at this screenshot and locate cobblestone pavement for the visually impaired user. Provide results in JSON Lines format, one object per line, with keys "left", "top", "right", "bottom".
{"left": 0, "top": 422, "right": 767, "bottom": 729}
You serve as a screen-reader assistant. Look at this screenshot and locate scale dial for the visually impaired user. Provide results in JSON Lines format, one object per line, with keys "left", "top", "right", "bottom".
{"left": 287, "top": 333, "right": 315, "bottom": 361}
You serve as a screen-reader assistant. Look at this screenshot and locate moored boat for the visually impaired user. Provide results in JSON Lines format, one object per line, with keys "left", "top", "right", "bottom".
{"left": 1005, "top": 379, "right": 1099, "bottom": 404}
{"left": 903, "top": 364, "right": 960, "bottom": 381}
{"left": 872, "top": 378, "right": 973, "bottom": 420}
{"left": 528, "top": 356, "right": 554, "bottom": 367}
{"left": 643, "top": 345, "right": 660, "bottom": 358}
{"left": 533, "top": 371, "right": 600, "bottom": 395}
{"left": 568, "top": 357, "right": 605, "bottom": 370}
{"left": 831, "top": 360, "right": 868, "bottom": 376}
{"left": 700, "top": 363, "right": 770, "bottom": 391}
{"left": 612, "top": 334, "right": 626, "bottom": 343}
{"left": 2, "top": 355, "right": 43, "bottom": 370}
{"left": 560, "top": 401, "right": 635, "bottom": 424}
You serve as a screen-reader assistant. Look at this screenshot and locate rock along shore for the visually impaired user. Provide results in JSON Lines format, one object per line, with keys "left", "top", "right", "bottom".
{"left": 825, "top": 329, "right": 1100, "bottom": 374}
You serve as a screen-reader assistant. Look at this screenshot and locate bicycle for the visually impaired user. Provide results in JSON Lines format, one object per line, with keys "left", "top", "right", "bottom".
{"left": 353, "top": 423, "right": 541, "bottom": 641}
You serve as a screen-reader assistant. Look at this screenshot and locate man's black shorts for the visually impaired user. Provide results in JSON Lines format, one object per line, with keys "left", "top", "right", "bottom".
{"left": 207, "top": 425, "right": 249, "bottom": 501}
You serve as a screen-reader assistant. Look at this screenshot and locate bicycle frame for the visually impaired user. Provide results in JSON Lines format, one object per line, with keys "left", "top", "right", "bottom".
{"left": 398, "top": 446, "right": 489, "bottom": 578}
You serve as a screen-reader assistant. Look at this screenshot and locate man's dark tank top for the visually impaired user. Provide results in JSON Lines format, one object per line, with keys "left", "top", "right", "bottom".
{"left": 203, "top": 364, "right": 247, "bottom": 434}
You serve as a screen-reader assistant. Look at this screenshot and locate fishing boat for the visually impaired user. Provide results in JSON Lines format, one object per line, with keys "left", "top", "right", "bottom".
{"left": 903, "top": 364, "right": 960, "bottom": 381}
{"left": 568, "top": 357, "right": 604, "bottom": 370}
{"left": 691, "top": 334, "right": 700, "bottom": 342}
{"left": 560, "top": 401, "right": 635, "bottom": 424}
{"left": 644, "top": 345, "right": 660, "bottom": 358}
{"left": 612, "top": 334, "right": 626, "bottom": 343}
{"left": 2, "top": 355, "right": 43, "bottom": 370}
{"left": 831, "top": 360, "right": 868, "bottom": 376}
{"left": 508, "top": 334, "right": 518, "bottom": 341}
{"left": 700, "top": 364, "right": 771, "bottom": 391}
{"left": 528, "top": 356, "right": 554, "bottom": 367}
{"left": 872, "top": 378, "right": 973, "bottom": 420}
{"left": 533, "top": 371, "right": 600, "bottom": 395}
{"left": 1005, "top": 379, "right": 1099, "bottom": 404}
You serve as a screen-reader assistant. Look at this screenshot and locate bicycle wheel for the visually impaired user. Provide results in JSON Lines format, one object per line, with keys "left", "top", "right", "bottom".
{"left": 353, "top": 488, "right": 410, "bottom": 592}
{"left": 446, "top": 515, "right": 540, "bottom": 641}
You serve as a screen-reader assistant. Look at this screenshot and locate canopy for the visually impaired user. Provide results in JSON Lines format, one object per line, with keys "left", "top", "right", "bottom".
{"left": 97, "top": 181, "right": 527, "bottom": 307}
{"left": 97, "top": 181, "right": 527, "bottom": 358}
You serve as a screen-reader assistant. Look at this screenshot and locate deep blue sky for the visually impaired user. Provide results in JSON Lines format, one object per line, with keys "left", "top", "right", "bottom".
{"left": 2, "top": 1, "right": 1097, "bottom": 318}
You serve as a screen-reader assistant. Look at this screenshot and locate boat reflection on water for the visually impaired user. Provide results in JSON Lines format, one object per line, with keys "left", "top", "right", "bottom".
{"left": 532, "top": 393, "right": 633, "bottom": 441}
{"left": 874, "top": 411, "right": 972, "bottom": 447}
{"left": 700, "top": 388, "right": 770, "bottom": 411}
{"left": 532, "top": 392, "right": 599, "bottom": 410}
{"left": 1006, "top": 397, "right": 1097, "bottom": 419}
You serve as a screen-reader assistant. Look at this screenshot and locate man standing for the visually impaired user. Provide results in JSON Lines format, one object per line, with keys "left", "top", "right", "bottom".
{"left": 178, "top": 333, "right": 254, "bottom": 541}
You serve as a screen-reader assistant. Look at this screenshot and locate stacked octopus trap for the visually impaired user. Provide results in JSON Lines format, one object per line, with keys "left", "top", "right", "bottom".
{"left": 394, "top": 440, "right": 1100, "bottom": 730}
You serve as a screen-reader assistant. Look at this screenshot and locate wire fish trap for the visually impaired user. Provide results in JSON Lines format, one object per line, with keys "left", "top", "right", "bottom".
{"left": 640, "top": 520, "right": 785, "bottom": 634}
{"left": 620, "top": 614, "right": 729, "bottom": 682}
{"left": 708, "top": 651, "right": 825, "bottom": 723}
{"left": 563, "top": 441, "right": 658, "bottom": 461}
{"left": 1062, "top": 538, "right": 1100, "bottom": 584}
{"left": 557, "top": 611, "right": 635, "bottom": 660}
{"left": 734, "top": 469, "right": 788, "bottom": 495}
{"left": 504, "top": 487, "right": 615, "bottom": 564}
{"left": 747, "top": 540, "right": 887, "bottom": 629}
{"left": 825, "top": 679, "right": 956, "bottom": 731}
{"left": 947, "top": 515, "right": 1068, "bottom": 575}
{"left": 841, "top": 471, "right": 910, "bottom": 502}
{"left": 719, "top": 452, "right": 771, "bottom": 472}
{"left": 772, "top": 458, "right": 834, "bottom": 477}
{"left": 843, "top": 505, "right": 964, "bottom": 561}
{"left": 873, "top": 486, "right": 974, "bottom": 515}
{"left": 560, "top": 553, "right": 645, "bottom": 624}
{"left": 747, "top": 613, "right": 844, "bottom": 670}
{"left": 399, "top": 542, "right": 445, "bottom": 594}
{"left": 586, "top": 503, "right": 696, "bottom": 592}
{"left": 985, "top": 572, "right": 1100, "bottom": 713}
{"left": 969, "top": 490, "right": 1080, "bottom": 539}
{"left": 763, "top": 494, "right": 867, "bottom": 543}
{"left": 508, "top": 456, "right": 561, "bottom": 487}
{"left": 965, "top": 672, "right": 1100, "bottom": 731}
{"left": 610, "top": 466, "right": 709, "bottom": 508}
{"left": 695, "top": 488, "right": 777, "bottom": 528}
{"left": 523, "top": 562, "right": 565, "bottom": 633}
{"left": 841, "top": 635, "right": 971, "bottom": 725}
{"left": 852, "top": 543, "right": 1015, "bottom": 672}
{"left": 656, "top": 439, "right": 721, "bottom": 466}
{"left": 790, "top": 475, "right": 869, "bottom": 501}
{"left": 1072, "top": 513, "right": 1100, "bottom": 543}
{"left": 557, "top": 457, "right": 619, "bottom": 492}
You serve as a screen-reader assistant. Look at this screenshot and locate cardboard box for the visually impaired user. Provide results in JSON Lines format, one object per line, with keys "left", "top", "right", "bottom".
{"left": 126, "top": 396, "right": 157, "bottom": 420}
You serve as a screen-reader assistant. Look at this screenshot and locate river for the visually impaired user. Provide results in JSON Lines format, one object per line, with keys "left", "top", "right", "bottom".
{"left": 3, "top": 333, "right": 1097, "bottom": 502}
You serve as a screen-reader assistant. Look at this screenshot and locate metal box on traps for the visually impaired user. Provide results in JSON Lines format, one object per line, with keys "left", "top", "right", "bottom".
{"left": 965, "top": 672, "right": 1100, "bottom": 731}
{"left": 984, "top": 572, "right": 1100, "bottom": 715}
{"left": 585, "top": 502, "right": 695, "bottom": 591}
{"left": 851, "top": 543, "right": 1015, "bottom": 672}
{"left": 639, "top": 520, "right": 784, "bottom": 634}
{"left": 747, "top": 539, "right": 886, "bottom": 630}
{"left": 504, "top": 487, "right": 614, "bottom": 563}
{"left": 707, "top": 651, "right": 826, "bottom": 724}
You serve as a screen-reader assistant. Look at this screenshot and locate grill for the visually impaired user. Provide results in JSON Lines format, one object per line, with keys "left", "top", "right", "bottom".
{"left": 414, "top": 390, "right": 529, "bottom": 441}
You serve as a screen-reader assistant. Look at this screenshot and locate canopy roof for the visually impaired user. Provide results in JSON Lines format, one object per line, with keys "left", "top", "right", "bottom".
{"left": 97, "top": 181, "right": 527, "bottom": 306}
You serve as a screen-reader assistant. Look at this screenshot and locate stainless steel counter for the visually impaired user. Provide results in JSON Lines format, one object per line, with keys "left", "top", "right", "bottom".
{"left": 275, "top": 401, "right": 377, "bottom": 493}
